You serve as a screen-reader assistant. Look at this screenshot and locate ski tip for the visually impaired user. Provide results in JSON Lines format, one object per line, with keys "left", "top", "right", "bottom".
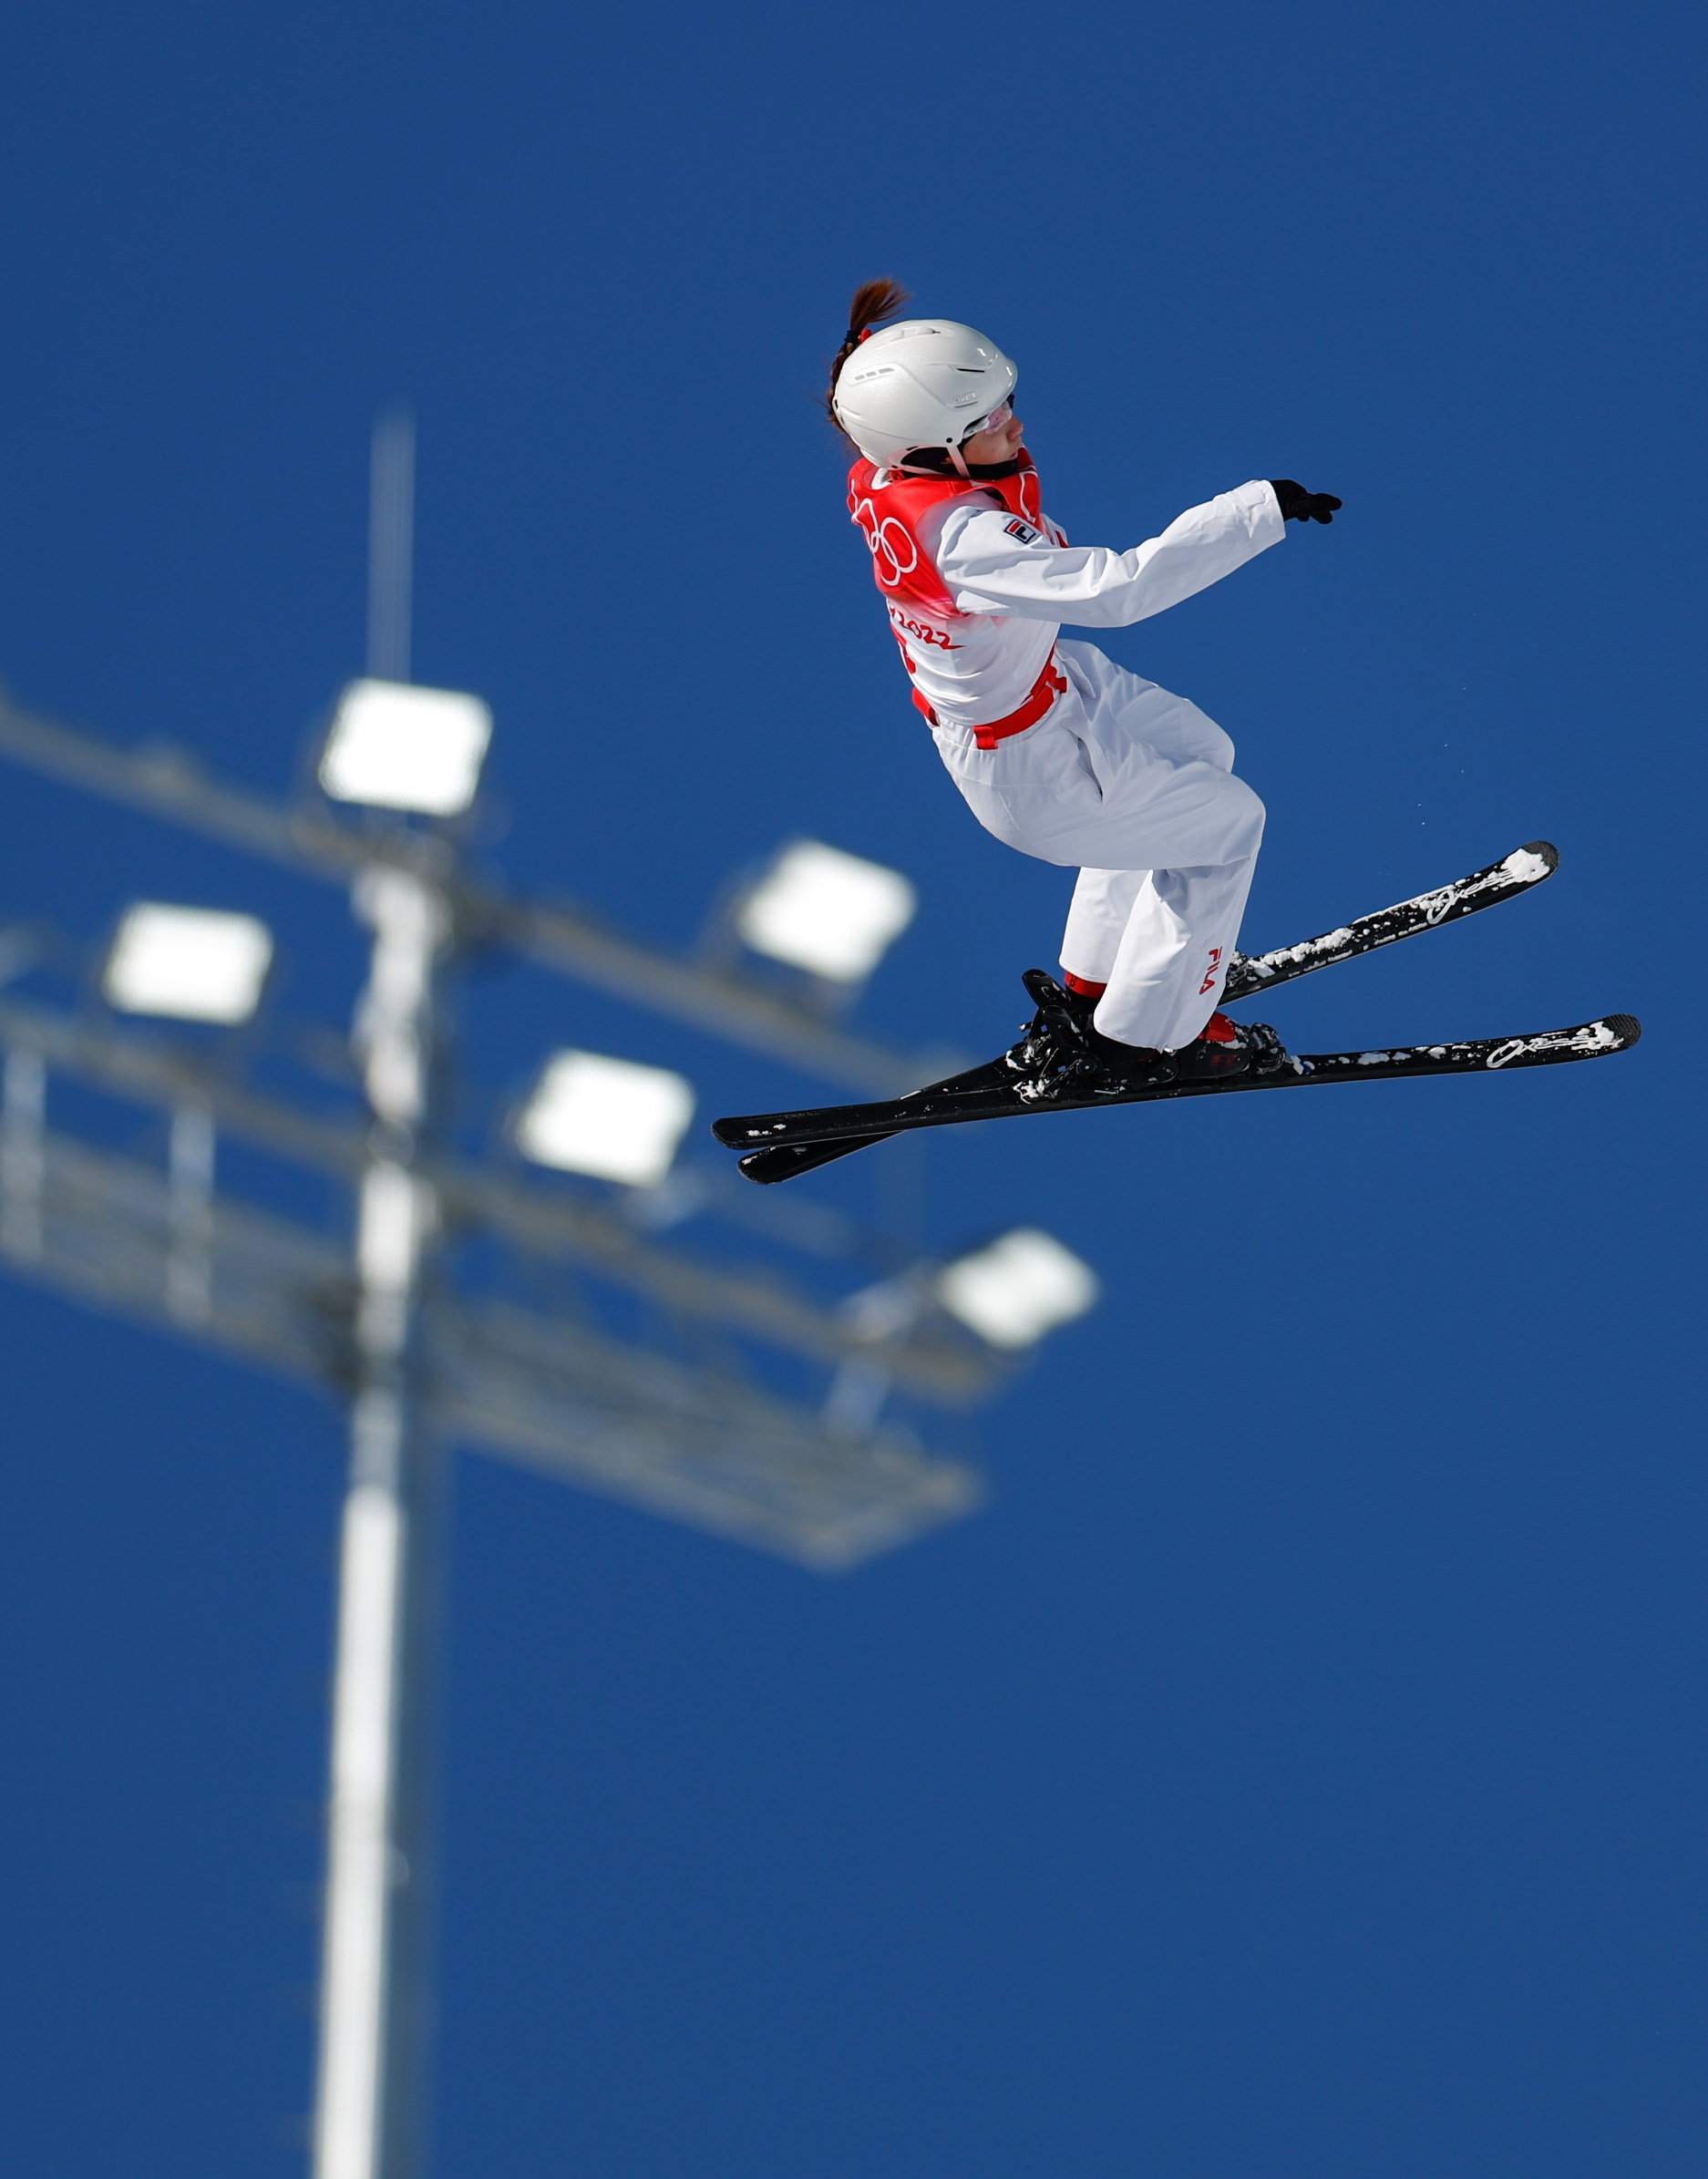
{"left": 1518, "top": 839, "right": 1560, "bottom": 875}
{"left": 1604, "top": 1012, "right": 1641, "bottom": 1049}
{"left": 712, "top": 1115, "right": 770, "bottom": 1148}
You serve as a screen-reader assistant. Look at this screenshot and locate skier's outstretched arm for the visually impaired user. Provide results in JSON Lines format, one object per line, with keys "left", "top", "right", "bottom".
{"left": 932, "top": 477, "right": 1339, "bottom": 627}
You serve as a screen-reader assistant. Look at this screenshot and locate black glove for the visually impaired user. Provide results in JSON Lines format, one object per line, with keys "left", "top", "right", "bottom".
{"left": 1271, "top": 478, "right": 1343, "bottom": 524}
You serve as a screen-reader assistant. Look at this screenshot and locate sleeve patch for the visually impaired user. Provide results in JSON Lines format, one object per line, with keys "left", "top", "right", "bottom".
{"left": 1003, "top": 517, "right": 1042, "bottom": 544}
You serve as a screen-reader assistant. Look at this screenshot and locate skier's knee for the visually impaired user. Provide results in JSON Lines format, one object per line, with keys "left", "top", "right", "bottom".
{"left": 1224, "top": 777, "right": 1266, "bottom": 859}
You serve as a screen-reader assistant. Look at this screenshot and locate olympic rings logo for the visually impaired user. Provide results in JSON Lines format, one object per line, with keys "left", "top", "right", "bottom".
{"left": 851, "top": 497, "right": 918, "bottom": 590}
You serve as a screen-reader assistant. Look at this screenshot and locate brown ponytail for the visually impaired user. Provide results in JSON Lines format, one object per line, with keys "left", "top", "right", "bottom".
{"left": 826, "top": 278, "right": 911, "bottom": 428}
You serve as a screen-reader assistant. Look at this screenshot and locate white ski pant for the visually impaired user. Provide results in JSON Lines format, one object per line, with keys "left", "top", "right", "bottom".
{"left": 931, "top": 639, "right": 1265, "bottom": 1051}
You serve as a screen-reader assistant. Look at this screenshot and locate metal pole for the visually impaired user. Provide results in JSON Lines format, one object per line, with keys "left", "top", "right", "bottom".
{"left": 313, "top": 864, "right": 450, "bottom": 2179}
{"left": 166, "top": 1100, "right": 215, "bottom": 1325}
{"left": 367, "top": 416, "right": 415, "bottom": 685}
{"left": 1, "top": 1043, "right": 46, "bottom": 1262}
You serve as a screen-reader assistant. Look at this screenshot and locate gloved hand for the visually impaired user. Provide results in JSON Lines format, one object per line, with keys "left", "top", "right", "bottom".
{"left": 1271, "top": 479, "right": 1343, "bottom": 524}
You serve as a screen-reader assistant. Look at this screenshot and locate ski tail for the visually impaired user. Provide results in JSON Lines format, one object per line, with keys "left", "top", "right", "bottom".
{"left": 739, "top": 1134, "right": 884, "bottom": 1185}
{"left": 728, "top": 1051, "right": 1013, "bottom": 1182}
{"left": 712, "top": 1062, "right": 1000, "bottom": 1157}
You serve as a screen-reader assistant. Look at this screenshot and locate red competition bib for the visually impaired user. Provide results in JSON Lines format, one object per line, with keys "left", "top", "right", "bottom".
{"left": 846, "top": 453, "right": 1059, "bottom": 622}
{"left": 847, "top": 454, "right": 1072, "bottom": 744}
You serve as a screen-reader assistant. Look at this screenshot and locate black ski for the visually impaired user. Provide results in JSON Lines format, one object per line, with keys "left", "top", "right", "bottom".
{"left": 715, "top": 1014, "right": 1641, "bottom": 1161}
{"left": 1221, "top": 839, "right": 1558, "bottom": 1002}
{"left": 730, "top": 841, "right": 1563, "bottom": 1186}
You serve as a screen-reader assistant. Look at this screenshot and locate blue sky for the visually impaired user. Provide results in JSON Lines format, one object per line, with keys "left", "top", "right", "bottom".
{"left": 1, "top": 4, "right": 1703, "bottom": 2173}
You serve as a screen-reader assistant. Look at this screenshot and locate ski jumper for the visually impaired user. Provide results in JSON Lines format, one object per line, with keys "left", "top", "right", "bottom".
{"left": 849, "top": 454, "right": 1285, "bottom": 1049}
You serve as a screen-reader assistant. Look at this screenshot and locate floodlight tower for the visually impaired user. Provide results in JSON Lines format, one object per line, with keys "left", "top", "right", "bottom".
{"left": 313, "top": 415, "right": 479, "bottom": 2179}
{"left": 0, "top": 414, "right": 1100, "bottom": 2179}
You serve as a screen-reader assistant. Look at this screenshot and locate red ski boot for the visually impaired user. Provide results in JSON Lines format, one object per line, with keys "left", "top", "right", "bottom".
{"left": 1172, "top": 1011, "right": 1250, "bottom": 1079}
{"left": 1004, "top": 971, "right": 1177, "bottom": 1101}
{"left": 1172, "top": 1011, "right": 1291, "bottom": 1081}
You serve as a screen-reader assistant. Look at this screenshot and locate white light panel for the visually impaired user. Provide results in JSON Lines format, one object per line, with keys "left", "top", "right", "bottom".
{"left": 516, "top": 1051, "right": 695, "bottom": 1188}
{"left": 318, "top": 678, "right": 493, "bottom": 816}
{"left": 935, "top": 1228, "right": 1100, "bottom": 1350}
{"left": 103, "top": 903, "right": 274, "bottom": 1023}
{"left": 735, "top": 840, "right": 917, "bottom": 983}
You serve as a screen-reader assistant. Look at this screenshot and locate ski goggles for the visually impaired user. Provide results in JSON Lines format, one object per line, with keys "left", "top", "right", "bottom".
{"left": 959, "top": 397, "right": 1014, "bottom": 444}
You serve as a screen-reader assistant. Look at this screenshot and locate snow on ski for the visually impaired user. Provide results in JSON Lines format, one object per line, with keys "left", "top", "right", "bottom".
{"left": 1221, "top": 840, "right": 1558, "bottom": 1003}
{"left": 715, "top": 1014, "right": 1641, "bottom": 1166}
{"left": 726, "top": 840, "right": 1566, "bottom": 1187}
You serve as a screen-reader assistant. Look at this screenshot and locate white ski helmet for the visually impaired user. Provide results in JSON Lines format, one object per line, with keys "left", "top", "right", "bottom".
{"left": 833, "top": 318, "right": 1018, "bottom": 468}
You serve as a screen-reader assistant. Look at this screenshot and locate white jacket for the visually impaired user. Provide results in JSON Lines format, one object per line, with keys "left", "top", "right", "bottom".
{"left": 900, "top": 477, "right": 1285, "bottom": 729}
